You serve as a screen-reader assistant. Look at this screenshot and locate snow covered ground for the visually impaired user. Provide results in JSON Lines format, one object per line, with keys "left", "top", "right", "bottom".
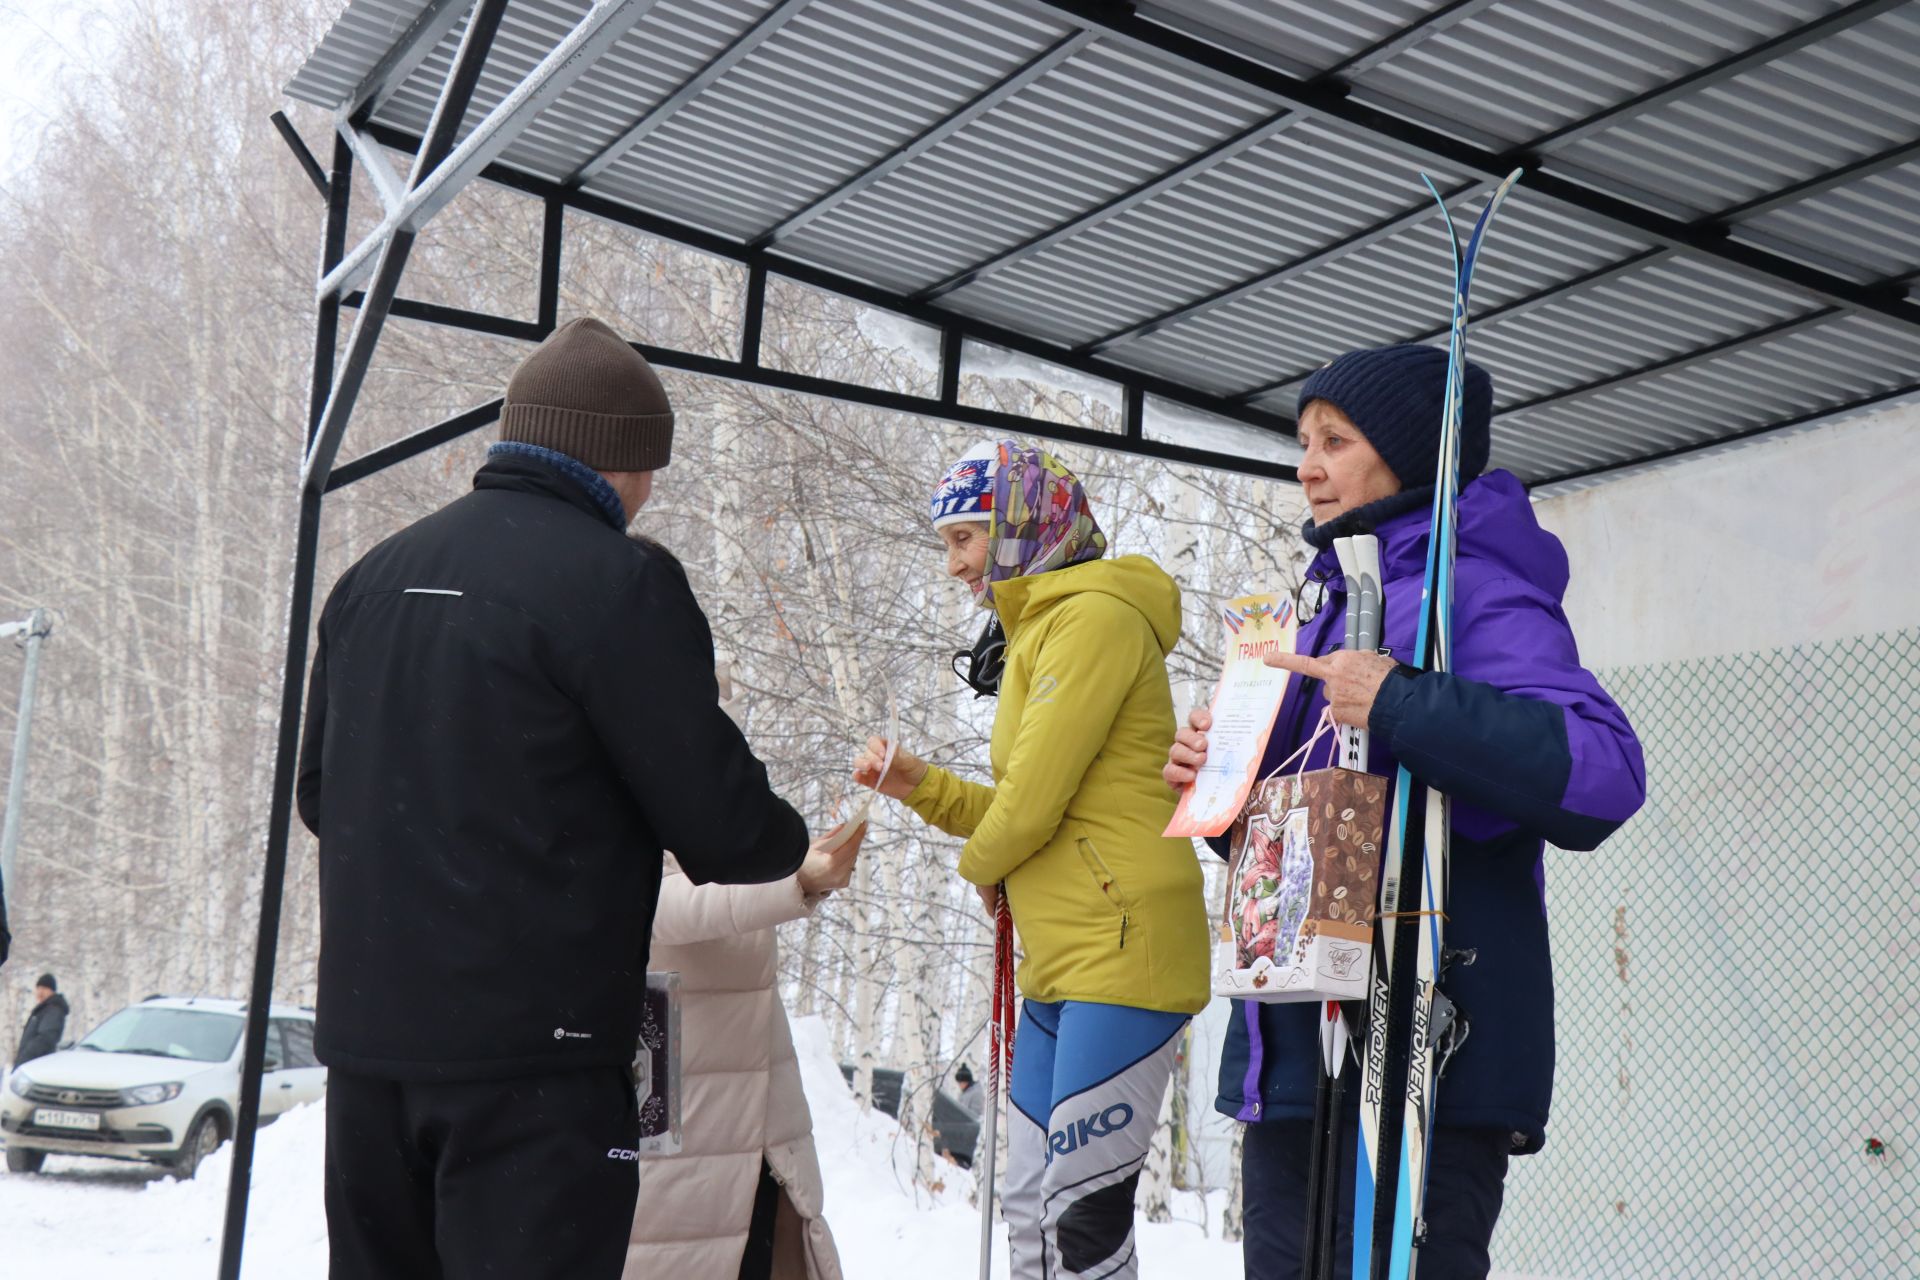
{"left": 0, "top": 1019, "right": 1562, "bottom": 1276}
{"left": 0, "top": 1016, "right": 1236, "bottom": 1278}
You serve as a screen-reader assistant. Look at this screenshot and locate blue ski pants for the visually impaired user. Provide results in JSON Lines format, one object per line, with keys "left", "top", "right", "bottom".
{"left": 1003, "top": 999, "right": 1188, "bottom": 1280}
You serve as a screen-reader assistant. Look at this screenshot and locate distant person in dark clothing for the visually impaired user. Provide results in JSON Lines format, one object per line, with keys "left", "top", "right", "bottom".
{"left": 15, "top": 973, "right": 68, "bottom": 1065}
{"left": 954, "top": 1063, "right": 984, "bottom": 1118}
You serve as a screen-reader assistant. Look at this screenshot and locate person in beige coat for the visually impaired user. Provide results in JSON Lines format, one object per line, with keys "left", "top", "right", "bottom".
{"left": 625, "top": 668, "right": 853, "bottom": 1280}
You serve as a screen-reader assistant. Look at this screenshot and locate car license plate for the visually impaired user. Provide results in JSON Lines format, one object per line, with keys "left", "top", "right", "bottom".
{"left": 34, "top": 1107, "right": 101, "bottom": 1131}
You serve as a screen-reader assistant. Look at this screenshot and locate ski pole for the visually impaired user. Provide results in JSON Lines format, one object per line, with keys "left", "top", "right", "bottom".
{"left": 978, "top": 888, "right": 1015, "bottom": 1280}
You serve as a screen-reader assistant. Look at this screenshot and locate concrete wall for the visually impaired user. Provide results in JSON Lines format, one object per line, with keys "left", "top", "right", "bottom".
{"left": 1534, "top": 403, "right": 1920, "bottom": 670}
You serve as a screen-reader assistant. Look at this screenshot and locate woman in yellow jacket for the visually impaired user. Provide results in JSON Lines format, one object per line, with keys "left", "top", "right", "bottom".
{"left": 853, "top": 441, "right": 1210, "bottom": 1280}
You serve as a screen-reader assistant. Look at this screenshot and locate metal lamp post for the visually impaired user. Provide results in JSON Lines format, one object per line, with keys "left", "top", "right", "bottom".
{"left": 0, "top": 608, "right": 54, "bottom": 897}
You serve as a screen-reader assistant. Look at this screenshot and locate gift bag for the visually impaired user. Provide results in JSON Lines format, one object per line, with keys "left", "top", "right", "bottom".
{"left": 1214, "top": 720, "right": 1387, "bottom": 1004}
{"left": 635, "top": 971, "right": 682, "bottom": 1156}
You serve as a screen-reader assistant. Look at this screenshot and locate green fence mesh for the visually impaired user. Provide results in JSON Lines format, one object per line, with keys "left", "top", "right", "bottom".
{"left": 1492, "top": 627, "right": 1920, "bottom": 1280}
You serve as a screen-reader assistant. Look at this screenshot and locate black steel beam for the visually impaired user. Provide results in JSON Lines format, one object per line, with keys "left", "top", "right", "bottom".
{"left": 741, "top": 264, "right": 768, "bottom": 366}
{"left": 1534, "top": 376, "right": 1920, "bottom": 490}
{"left": 308, "top": 135, "right": 356, "bottom": 448}
{"left": 361, "top": 120, "right": 1295, "bottom": 445}
{"left": 335, "top": 291, "right": 1296, "bottom": 482}
{"left": 568, "top": 0, "right": 814, "bottom": 187}
{"left": 221, "top": 7, "right": 509, "bottom": 1276}
{"left": 1122, "top": 385, "right": 1145, "bottom": 444}
{"left": 326, "top": 398, "right": 506, "bottom": 490}
{"left": 410, "top": 0, "right": 510, "bottom": 187}
{"left": 345, "top": 292, "right": 546, "bottom": 343}
{"left": 538, "top": 197, "right": 564, "bottom": 332}
{"left": 1079, "top": 178, "right": 1488, "bottom": 357}
{"left": 938, "top": 326, "right": 962, "bottom": 407}
{"left": 1523, "top": 0, "right": 1909, "bottom": 159}
{"left": 216, "top": 486, "right": 326, "bottom": 1279}
{"left": 619, "top": 342, "right": 1296, "bottom": 480}
{"left": 746, "top": 30, "right": 1097, "bottom": 252}
{"left": 271, "top": 111, "right": 330, "bottom": 200}
{"left": 1034, "top": 0, "right": 1920, "bottom": 339}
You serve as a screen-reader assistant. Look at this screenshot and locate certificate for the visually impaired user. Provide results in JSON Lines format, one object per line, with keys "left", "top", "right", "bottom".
{"left": 1163, "top": 592, "right": 1297, "bottom": 838}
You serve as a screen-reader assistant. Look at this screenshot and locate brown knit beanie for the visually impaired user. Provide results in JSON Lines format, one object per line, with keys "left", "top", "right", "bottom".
{"left": 500, "top": 317, "right": 674, "bottom": 471}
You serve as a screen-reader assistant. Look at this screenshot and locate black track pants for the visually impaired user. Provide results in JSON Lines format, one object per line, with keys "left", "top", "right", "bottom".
{"left": 324, "top": 1065, "right": 640, "bottom": 1280}
{"left": 1241, "top": 1117, "right": 1511, "bottom": 1280}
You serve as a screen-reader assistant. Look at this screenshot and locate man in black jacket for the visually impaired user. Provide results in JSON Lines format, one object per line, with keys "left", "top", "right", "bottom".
{"left": 297, "top": 317, "right": 838, "bottom": 1280}
{"left": 15, "top": 973, "right": 67, "bottom": 1065}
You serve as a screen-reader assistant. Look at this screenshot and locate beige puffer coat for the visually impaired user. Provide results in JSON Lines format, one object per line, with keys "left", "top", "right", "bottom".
{"left": 623, "top": 856, "right": 843, "bottom": 1280}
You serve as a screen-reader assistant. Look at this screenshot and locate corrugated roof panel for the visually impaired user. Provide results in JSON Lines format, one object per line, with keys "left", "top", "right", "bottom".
{"left": 287, "top": 0, "right": 439, "bottom": 105}
{"left": 1147, "top": 0, "right": 1462, "bottom": 75}
{"left": 1550, "top": 6, "right": 1920, "bottom": 222}
{"left": 587, "top": 0, "right": 1079, "bottom": 245}
{"left": 1468, "top": 259, "right": 1821, "bottom": 402}
{"left": 765, "top": 35, "right": 1276, "bottom": 289}
{"left": 1346, "top": 0, "right": 1841, "bottom": 149}
{"left": 921, "top": 119, "right": 1476, "bottom": 348}
{"left": 282, "top": 0, "right": 1920, "bottom": 484}
{"left": 1495, "top": 311, "right": 1920, "bottom": 478}
{"left": 1742, "top": 159, "right": 1920, "bottom": 282}
{"left": 373, "top": 1, "right": 784, "bottom": 184}
{"left": 1103, "top": 195, "right": 1651, "bottom": 398}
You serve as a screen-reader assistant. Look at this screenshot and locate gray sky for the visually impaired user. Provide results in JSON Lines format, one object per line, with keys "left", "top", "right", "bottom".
{"left": 0, "top": 1, "right": 112, "bottom": 180}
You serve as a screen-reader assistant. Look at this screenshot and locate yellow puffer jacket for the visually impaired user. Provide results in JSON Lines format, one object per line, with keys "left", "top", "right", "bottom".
{"left": 905, "top": 555, "right": 1210, "bottom": 1015}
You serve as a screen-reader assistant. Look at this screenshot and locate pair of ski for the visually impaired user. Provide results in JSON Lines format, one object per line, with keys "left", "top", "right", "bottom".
{"left": 1301, "top": 168, "right": 1524, "bottom": 1280}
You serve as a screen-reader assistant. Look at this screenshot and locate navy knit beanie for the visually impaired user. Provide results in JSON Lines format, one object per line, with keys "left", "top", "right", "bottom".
{"left": 1297, "top": 344, "right": 1493, "bottom": 489}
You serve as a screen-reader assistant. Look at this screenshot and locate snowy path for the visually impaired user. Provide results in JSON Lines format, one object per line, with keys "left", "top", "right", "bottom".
{"left": 0, "top": 1016, "right": 1239, "bottom": 1278}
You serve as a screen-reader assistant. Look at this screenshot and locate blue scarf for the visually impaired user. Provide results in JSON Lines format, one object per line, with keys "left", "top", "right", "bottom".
{"left": 487, "top": 441, "right": 628, "bottom": 530}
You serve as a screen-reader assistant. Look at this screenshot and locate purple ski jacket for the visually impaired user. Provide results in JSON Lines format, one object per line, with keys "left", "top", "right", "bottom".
{"left": 1213, "top": 469, "right": 1645, "bottom": 1152}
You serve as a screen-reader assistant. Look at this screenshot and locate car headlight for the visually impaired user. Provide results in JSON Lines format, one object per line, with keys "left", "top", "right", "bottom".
{"left": 7, "top": 1072, "right": 31, "bottom": 1098}
{"left": 122, "top": 1082, "right": 184, "bottom": 1106}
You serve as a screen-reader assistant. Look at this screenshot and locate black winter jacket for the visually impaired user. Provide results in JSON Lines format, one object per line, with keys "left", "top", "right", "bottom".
{"left": 16, "top": 993, "right": 68, "bottom": 1065}
{"left": 297, "top": 453, "right": 808, "bottom": 1081}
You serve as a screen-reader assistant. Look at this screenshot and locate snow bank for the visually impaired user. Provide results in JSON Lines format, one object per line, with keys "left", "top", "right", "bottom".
{"left": 0, "top": 1099, "right": 329, "bottom": 1279}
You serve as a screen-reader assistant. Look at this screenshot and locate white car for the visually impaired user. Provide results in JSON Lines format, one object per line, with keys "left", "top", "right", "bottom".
{"left": 1, "top": 996, "right": 325, "bottom": 1178}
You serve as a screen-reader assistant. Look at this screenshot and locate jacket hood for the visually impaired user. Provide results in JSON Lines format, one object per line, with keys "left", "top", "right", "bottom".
{"left": 41, "top": 993, "right": 70, "bottom": 1015}
{"left": 1316, "top": 470, "right": 1568, "bottom": 603}
{"left": 991, "top": 554, "right": 1182, "bottom": 654}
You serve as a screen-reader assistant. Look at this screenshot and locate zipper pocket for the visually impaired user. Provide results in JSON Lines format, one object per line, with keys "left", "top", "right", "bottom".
{"left": 1077, "top": 839, "right": 1131, "bottom": 948}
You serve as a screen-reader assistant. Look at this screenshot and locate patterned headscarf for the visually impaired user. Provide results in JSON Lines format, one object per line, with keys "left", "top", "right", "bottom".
{"left": 983, "top": 442, "right": 1106, "bottom": 604}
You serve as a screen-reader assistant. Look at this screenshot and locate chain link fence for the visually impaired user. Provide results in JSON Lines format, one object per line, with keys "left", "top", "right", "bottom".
{"left": 1492, "top": 628, "right": 1920, "bottom": 1279}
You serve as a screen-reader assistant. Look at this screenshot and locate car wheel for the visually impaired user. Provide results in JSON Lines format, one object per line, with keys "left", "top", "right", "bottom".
{"left": 5, "top": 1145, "right": 46, "bottom": 1174}
{"left": 168, "top": 1113, "right": 223, "bottom": 1180}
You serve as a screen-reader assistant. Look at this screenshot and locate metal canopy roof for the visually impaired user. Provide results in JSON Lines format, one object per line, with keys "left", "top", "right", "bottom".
{"left": 284, "top": 0, "right": 1920, "bottom": 487}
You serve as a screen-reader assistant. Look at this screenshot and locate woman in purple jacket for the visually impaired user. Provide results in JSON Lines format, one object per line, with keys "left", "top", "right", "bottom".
{"left": 1165, "top": 343, "right": 1646, "bottom": 1280}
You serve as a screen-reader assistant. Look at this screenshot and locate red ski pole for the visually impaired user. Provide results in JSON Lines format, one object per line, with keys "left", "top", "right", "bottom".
{"left": 977, "top": 887, "right": 1016, "bottom": 1280}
